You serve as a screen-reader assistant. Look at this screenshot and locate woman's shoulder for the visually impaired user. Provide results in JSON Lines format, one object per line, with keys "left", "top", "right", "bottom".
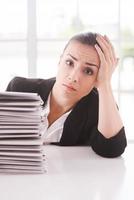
{"left": 86, "top": 88, "right": 99, "bottom": 103}
{"left": 6, "top": 76, "right": 55, "bottom": 93}
{"left": 82, "top": 88, "right": 99, "bottom": 114}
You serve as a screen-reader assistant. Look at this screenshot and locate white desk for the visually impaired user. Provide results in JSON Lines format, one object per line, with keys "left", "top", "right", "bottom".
{"left": 0, "top": 144, "right": 133, "bottom": 200}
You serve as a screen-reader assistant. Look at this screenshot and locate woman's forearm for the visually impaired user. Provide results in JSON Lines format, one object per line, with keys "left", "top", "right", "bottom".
{"left": 97, "top": 84, "right": 123, "bottom": 138}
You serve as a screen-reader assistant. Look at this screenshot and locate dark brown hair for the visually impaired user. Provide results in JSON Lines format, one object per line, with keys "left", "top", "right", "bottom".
{"left": 63, "top": 32, "right": 100, "bottom": 51}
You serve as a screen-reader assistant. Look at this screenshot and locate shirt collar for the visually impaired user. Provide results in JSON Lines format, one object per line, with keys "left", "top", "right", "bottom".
{"left": 43, "top": 92, "right": 72, "bottom": 117}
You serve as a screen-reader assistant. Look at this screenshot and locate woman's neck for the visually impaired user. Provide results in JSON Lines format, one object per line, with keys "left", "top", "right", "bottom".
{"left": 50, "top": 84, "right": 77, "bottom": 114}
{"left": 47, "top": 89, "right": 74, "bottom": 127}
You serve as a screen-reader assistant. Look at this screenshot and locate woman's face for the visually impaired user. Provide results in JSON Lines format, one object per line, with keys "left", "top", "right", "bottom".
{"left": 55, "top": 40, "right": 100, "bottom": 101}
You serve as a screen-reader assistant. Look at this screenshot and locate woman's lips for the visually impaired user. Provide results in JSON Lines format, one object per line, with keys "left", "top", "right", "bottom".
{"left": 62, "top": 83, "right": 76, "bottom": 91}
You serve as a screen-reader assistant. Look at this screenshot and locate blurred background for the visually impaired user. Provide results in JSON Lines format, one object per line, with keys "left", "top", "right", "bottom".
{"left": 0, "top": 0, "right": 133, "bottom": 142}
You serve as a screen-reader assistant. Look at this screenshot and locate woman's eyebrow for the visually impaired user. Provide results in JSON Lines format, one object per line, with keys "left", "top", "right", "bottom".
{"left": 67, "top": 53, "right": 99, "bottom": 68}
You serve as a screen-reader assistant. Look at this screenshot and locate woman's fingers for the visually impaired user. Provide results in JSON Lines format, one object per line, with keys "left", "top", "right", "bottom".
{"left": 96, "top": 35, "right": 114, "bottom": 58}
{"left": 96, "top": 35, "right": 113, "bottom": 61}
{"left": 95, "top": 44, "right": 106, "bottom": 65}
{"left": 104, "top": 35, "right": 117, "bottom": 60}
{"left": 94, "top": 35, "right": 119, "bottom": 87}
{"left": 96, "top": 34, "right": 118, "bottom": 68}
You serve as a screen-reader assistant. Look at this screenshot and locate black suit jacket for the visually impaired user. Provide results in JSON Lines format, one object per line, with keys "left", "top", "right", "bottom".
{"left": 6, "top": 76, "right": 127, "bottom": 158}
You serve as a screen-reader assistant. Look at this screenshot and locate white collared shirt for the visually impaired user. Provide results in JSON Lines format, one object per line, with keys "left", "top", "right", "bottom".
{"left": 41, "top": 93, "right": 71, "bottom": 144}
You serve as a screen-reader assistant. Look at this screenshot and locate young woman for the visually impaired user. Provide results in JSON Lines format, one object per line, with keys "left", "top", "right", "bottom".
{"left": 6, "top": 32, "right": 127, "bottom": 158}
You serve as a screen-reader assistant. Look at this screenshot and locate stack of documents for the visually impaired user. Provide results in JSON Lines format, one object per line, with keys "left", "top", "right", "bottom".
{"left": 0, "top": 91, "right": 45, "bottom": 174}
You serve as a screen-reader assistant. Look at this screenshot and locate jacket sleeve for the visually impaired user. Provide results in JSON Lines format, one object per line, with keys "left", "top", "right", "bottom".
{"left": 90, "top": 126, "right": 127, "bottom": 158}
{"left": 84, "top": 89, "right": 127, "bottom": 158}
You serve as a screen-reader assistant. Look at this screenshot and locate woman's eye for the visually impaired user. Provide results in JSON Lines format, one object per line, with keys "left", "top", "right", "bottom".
{"left": 65, "top": 60, "right": 73, "bottom": 66}
{"left": 84, "top": 68, "right": 93, "bottom": 75}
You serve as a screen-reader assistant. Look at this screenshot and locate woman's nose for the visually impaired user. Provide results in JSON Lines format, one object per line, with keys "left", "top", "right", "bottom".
{"left": 68, "top": 69, "right": 80, "bottom": 83}
{"left": 68, "top": 76, "right": 77, "bottom": 83}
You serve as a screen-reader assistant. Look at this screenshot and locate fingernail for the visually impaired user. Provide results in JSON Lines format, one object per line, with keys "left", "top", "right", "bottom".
{"left": 96, "top": 36, "right": 100, "bottom": 40}
{"left": 104, "top": 35, "right": 110, "bottom": 40}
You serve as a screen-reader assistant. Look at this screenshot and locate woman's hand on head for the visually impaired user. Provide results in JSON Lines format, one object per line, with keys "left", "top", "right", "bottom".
{"left": 94, "top": 34, "right": 119, "bottom": 89}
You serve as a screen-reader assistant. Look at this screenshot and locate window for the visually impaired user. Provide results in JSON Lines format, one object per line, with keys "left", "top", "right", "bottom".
{"left": 0, "top": 0, "right": 27, "bottom": 90}
{"left": 120, "top": 0, "right": 134, "bottom": 141}
{"left": 0, "top": 0, "right": 133, "bottom": 141}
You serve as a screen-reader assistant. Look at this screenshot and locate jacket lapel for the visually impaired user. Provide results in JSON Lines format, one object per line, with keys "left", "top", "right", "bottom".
{"left": 59, "top": 97, "right": 88, "bottom": 145}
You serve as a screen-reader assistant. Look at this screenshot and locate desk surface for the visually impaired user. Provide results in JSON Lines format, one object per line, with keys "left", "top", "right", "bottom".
{"left": 0, "top": 144, "right": 133, "bottom": 200}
